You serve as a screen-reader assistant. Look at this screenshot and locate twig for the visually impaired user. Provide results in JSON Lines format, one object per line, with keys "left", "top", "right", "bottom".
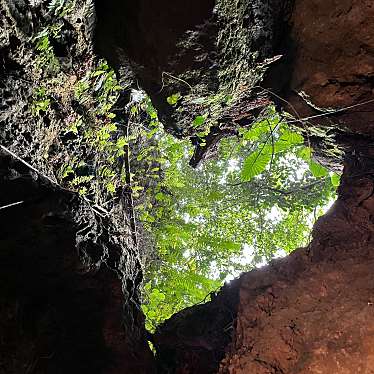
{"left": 0, "top": 144, "right": 58, "bottom": 186}
{"left": 287, "top": 98, "right": 374, "bottom": 124}
{"left": 0, "top": 144, "right": 109, "bottom": 217}
{"left": 158, "top": 71, "right": 193, "bottom": 93}
{"left": 0, "top": 200, "right": 24, "bottom": 210}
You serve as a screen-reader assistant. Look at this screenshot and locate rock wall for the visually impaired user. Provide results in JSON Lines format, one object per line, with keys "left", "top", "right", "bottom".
{"left": 269, "top": 0, "right": 374, "bottom": 168}
{"left": 0, "top": 0, "right": 155, "bottom": 372}
{"left": 286, "top": 0, "right": 374, "bottom": 136}
{"left": 0, "top": 155, "right": 155, "bottom": 373}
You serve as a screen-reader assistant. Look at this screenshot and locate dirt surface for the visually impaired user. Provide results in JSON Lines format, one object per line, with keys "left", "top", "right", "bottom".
{"left": 285, "top": 0, "right": 374, "bottom": 136}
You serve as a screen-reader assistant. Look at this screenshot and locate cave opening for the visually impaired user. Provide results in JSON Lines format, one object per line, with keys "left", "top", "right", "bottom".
{"left": 1, "top": 0, "right": 374, "bottom": 373}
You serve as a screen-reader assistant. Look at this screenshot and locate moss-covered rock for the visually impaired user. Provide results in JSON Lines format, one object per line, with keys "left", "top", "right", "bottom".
{"left": 95, "top": 0, "right": 291, "bottom": 143}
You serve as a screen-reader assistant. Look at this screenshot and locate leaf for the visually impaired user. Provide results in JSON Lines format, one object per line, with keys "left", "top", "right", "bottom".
{"left": 167, "top": 93, "right": 181, "bottom": 106}
{"left": 297, "top": 146, "right": 312, "bottom": 162}
{"left": 280, "top": 130, "right": 304, "bottom": 144}
{"left": 192, "top": 116, "right": 205, "bottom": 128}
{"left": 61, "top": 165, "right": 74, "bottom": 179}
{"left": 155, "top": 192, "right": 166, "bottom": 201}
{"left": 91, "top": 69, "right": 106, "bottom": 77}
{"left": 116, "top": 136, "right": 128, "bottom": 148}
{"left": 222, "top": 241, "right": 241, "bottom": 252}
{"left": 330, "top": 173, "right": 341, "bottom": 187}
{"left": 132, "top": 185, "right": 144, "bottom": 192}
{"left": 274, "top": 130, "right": 304, "bottom": 152}
{"left": 309, "top": 160, "right": 328, "bottom": 178}
{"left": 106, "top": 182, "right": 116, "bottom": 193}
{"left": 207, "top": 191, "right": 222, "bottom": 201}
{"left": 242, "top": 120, "right": 270, "bottom": 141}
{"left": 241, "top": 149, "right": 272, "bottom": 181}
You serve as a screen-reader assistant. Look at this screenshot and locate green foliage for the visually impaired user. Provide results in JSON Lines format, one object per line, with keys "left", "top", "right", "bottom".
{"left": 138, "top": 104, "right": 338, "bottom": 332}
{"left": 309, "top": 160, "right": 329, "bottom": 178}
{"left": 330, "top": 173, "right": 341, "bottom": 187}
{"left": 28, "top": 3, "right": 129, "bottom": 204}
{"left": 31, "top": 98, "right": 51, "bottom": 116}
{"left": 48, "top": 0, "right": 73, "bottom": 17}
{"left": 33, "top": 24, "right": 62, "bottom": 73}
{"left": 33, "top": 58, "right": 128, "bottom": 198}
{"left": 31, "top": 87, "right": 51, "bottom": 116}
{"left": 62, "top": 61, "right": 126, "bottom": 195}
{"left": 241, "top": 148, "right": 272, "bottom": 181}
{"left": 32, "top": 0, "right": 73, "bottom": 72}
{"left": 167, "top": 93, "right": 181, "bottom": 106}
{"left": 192, "top": 115, "right": 206, "bottom": 128}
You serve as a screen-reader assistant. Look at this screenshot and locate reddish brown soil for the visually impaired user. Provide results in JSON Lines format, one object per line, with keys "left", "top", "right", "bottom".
{"left": 286, "top": 0, "right": 374, "bottom": 135}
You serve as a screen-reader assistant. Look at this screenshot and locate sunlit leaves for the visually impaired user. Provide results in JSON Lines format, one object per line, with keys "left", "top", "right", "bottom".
{"left": 297, "top": 146, "right": 312, "bottom": 162}
{"left": 309, "top": 160, "right": 328, "bottom": 177}
{"left": 241, "top": 147, "right": 272, "bottom": 181}
{"left": 192, "top": 115, "right": 206, "bottom": 128}
{"left": 167, "top": 92, "right": 181, "bottom": 106}
{"left": 241, "top": 119, "right": 271, "bottom": 141}
{"left": 274, "top": 130, "right": 303, "bottom": 152}
{"left": 330, "top": 173, "right": 341, "bottom": 187}
{"left": 136, "top": 102, "right": 338, "bottom": 332}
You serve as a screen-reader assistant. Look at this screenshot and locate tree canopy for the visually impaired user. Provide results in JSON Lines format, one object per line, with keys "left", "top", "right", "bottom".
{"left": 126, "top": 100, "right": 338, "bottom": 331}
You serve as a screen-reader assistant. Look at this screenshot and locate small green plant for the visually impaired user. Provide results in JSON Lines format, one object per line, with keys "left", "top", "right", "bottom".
{"left": 31, "top": 99, "right": 50, "bottom": 116}
{"left": 167, "top": 92, "right": 182, "bottom": 106}
{"left": 59, "top": 163, "right": 74, "bottom": 179}
{"left": 65, "top": 117, "right": 83, "bottom": 135}
{"left": 74, "top": 79, "right": 90, "bottom": 101}
{"left": 192, "top": 115, "right": 206, "bottom": 128}
{"left": 33, "top": 24, "right": 62, "bottom": 73}
{"left": 31, "top": 87, "right": 50, "bottom": 116}
{"left": 48, "top": 0, "right": 73, "bottom": 17}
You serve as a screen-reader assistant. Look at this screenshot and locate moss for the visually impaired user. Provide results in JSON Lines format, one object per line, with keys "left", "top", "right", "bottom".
{"left": 153, "top": 0, "right": 287, "bottom": 137}
{"left": 0, "top": 0, "right": 138, "bottom": 208}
